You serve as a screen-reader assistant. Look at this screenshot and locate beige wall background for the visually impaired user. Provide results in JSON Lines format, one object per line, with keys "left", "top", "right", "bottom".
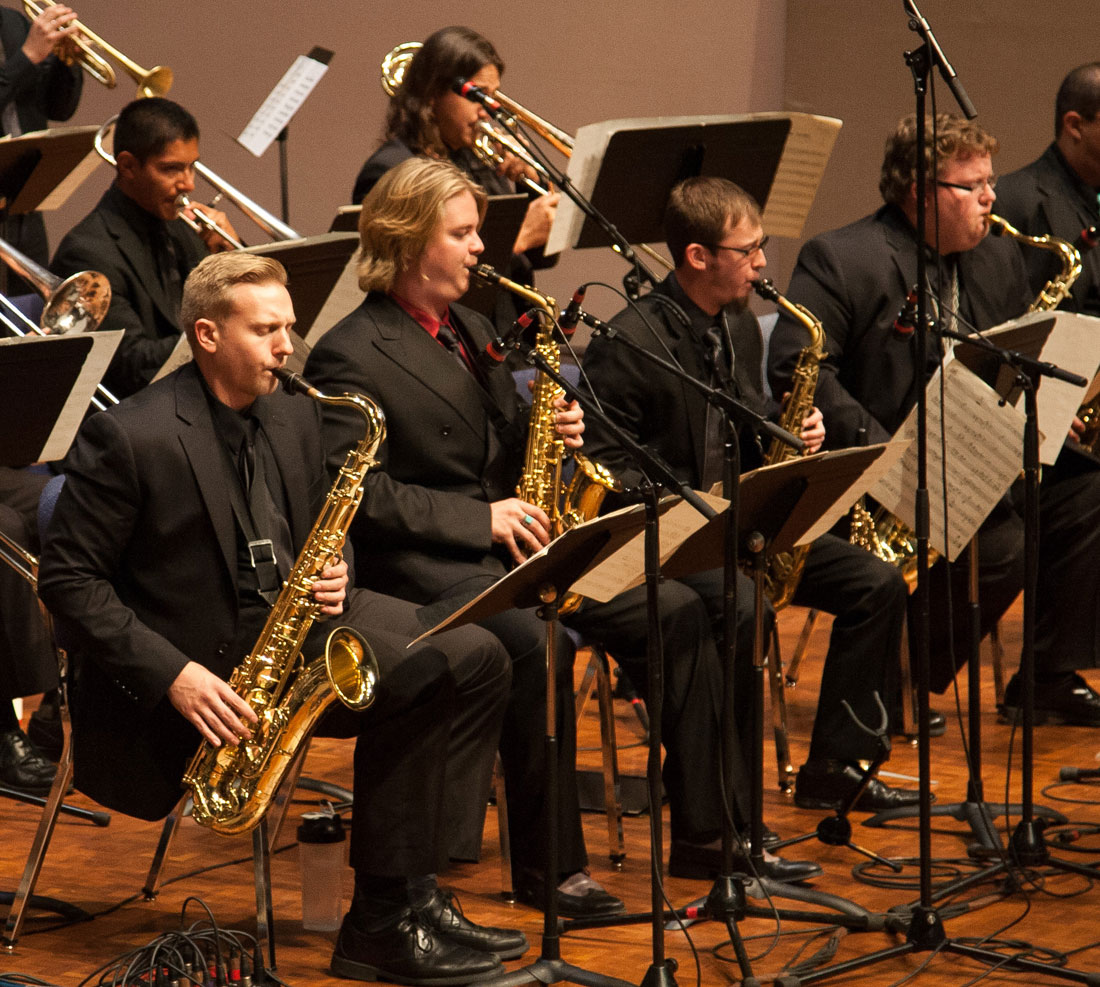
{"left": 35, "top": 1, "right": 1100, "bottom": 324}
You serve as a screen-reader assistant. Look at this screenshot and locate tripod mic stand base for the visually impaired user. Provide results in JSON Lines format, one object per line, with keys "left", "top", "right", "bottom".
{"left": 639, "top": 958, "right": 679, "bottom": 987}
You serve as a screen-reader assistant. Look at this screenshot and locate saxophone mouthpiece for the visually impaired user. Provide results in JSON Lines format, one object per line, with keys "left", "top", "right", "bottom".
{"left": 751, "top": 278, "right": 779, "bottom": 302}
{"left": 986, "top": 214, "right": 1008, "bottom": 237}
{"left": 472, "top": 263, "right": 501, "bottom": 286}
{"left": 272, "top": 366, "right": 314, "bottom": 397}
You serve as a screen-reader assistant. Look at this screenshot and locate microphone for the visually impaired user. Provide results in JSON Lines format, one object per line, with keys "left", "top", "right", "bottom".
{"left": 892, "top": 287, "right": 919, "bottom": 335}
{"left": 558, "top": 285, "right": 587, "bottom": 334}
{"left": 482, "top": 309, "right": 537, "bottom": 366}
{"left": 1059, "top": 764, "right": 1100, "bottom": 782}
{"left": 452, "top": 78, "right": 503, "bottom": 114}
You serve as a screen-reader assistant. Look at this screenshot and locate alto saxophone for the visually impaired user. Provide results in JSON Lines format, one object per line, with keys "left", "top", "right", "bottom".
{"left": 753, "top": 278, "right": 825, "bottom": 609}
{"left": 987, "top": 214, "right": 1100, "bottom": 453}
{"left": 183, "top": 369, "right": 386, "bottom": 835}
{"left": 472, "top": 264, "right": 621, "bottom": 614}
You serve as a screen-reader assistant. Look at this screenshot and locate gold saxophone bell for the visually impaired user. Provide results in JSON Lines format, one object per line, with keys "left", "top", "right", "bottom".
{"left": 23, "top": 0, "right": 173, "bottom": 98}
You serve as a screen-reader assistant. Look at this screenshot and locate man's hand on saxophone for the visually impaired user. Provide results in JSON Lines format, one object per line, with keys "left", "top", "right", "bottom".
{"left": 799, "top": 406, "right": 826, "bottom": 454}
{"left": 310, "top": 557, "right": 349, "bottom": 616}
{"left": 167, "top": 662, "right": 257, "bottom": 749}
{"left": 492, "top": 499, "right": 550, "bottom": 564}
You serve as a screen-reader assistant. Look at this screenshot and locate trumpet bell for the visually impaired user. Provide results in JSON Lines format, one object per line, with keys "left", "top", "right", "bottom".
{"left": 136, "top": 65, "right": 174, "bottom": 100}
{"left": 42, "top": 271, "right": 112, "bottom": 335}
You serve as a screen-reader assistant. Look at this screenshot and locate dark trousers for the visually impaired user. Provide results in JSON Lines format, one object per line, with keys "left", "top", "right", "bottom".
{"left": 569, "top": 578, "right": 733, "bottom": 845}
{"left": 320, "top": 590, "right": 511, "bottom": 877}
{"left": 792, "top": 534, "right": 908, "bottom": 761}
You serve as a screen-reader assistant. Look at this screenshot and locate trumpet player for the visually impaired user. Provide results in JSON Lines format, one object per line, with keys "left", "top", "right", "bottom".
{"left": 50, "top": 97, "right": 239, "bottom": 399}
{"left": 356, "top": 26, "right": 559, "bottom": 336}
{"left": 769, "top": 113, "right": 1100, "bottom": 727}
{"left": 38, "top": 251, "right": 524, "bottom": 985}
{"left": 0, "top": 2, "right": 82, "bottom": 295}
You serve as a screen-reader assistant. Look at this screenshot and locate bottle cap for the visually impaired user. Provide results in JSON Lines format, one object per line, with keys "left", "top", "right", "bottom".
{"left": 297, "top": 810, "right": 345, "bottom": 844}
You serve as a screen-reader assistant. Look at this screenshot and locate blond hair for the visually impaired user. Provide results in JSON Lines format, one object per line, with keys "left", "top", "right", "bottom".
{"left": 180, "top": 252, "right": 287, "bottom": 338}
{"left": 356, "top": 156, "right": 487, "bottom": 293}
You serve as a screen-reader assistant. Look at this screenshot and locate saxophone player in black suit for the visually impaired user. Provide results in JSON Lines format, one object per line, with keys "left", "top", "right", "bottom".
{"left": 38, "top": 251, "right": 526, "bottom": 985}
{"left": 769, "top": 113, "right": 1100, "bottom": 726}
{"left": 306, "top": 155, "right": 824, "bottom": 893}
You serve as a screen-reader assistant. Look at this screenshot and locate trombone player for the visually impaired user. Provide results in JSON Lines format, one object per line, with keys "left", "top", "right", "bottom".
{"left": 50, "top": 96, "right": 239, "bottom": 399}
{"left": 0, "top": 2, "right": 82, "bottom": 295}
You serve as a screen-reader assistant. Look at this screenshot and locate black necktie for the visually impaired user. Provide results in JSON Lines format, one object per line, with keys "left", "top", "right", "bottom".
{"left": 701, "top": 320, "right": 734, "bottom": 489}
{"left": 155, "top": 227, "right": 184, "bottom": 315}
{"left": 240, "top": 418, "right": 294, "bottom": 585}
{"left": 436, "top": 322, "right": 471, "bottom": 371}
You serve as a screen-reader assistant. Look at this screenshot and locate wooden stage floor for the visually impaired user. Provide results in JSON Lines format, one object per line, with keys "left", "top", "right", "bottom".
{"left": 3, "top": 596, "right": 1100, "bottom": 986}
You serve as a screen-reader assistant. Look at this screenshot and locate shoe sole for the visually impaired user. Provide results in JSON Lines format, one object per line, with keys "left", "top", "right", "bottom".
{"left": 668, "top": 858, "right": 820, "bottom": 884}
{"left": 330, "top": 953, "right": 502, "bottom": 985}
{"left": 998, "top": 705, "right": 1100, "bottom": 727}
{"left": 515, "top": 888, "right": 625, "bottom": 919}
{"left": 794, "top": 794, "right": 926, "bottom": 813}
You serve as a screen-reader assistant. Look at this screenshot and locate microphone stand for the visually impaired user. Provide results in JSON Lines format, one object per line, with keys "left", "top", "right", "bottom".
{"left": 548, "top": 314, "right": 881, "bottom": 946}
{"left": 784, "top": 7, "right": 1098, "bottom": 981}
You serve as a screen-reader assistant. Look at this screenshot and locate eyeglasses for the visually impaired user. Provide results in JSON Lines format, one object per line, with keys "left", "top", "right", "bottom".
{"left": 710, "top": 235, "right": 769, "bottom": 257}
{"left": 936, "top": 176, "right": 997, "bottom": 194}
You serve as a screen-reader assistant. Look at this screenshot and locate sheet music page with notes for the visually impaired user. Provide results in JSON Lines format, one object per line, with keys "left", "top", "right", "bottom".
{"left": 870, "top": 359, "right": 1024, "bottom": 562}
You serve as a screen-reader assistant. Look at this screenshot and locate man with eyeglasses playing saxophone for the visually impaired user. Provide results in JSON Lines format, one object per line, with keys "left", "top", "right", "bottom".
{"left": 580, "top": 176, "right": 916, "bottom": 818}
{"left": 768, "top": 112, "right": 1100, "bottom": 727}
{"left": 50, "top": 96, "right": 239, "bottom": 399}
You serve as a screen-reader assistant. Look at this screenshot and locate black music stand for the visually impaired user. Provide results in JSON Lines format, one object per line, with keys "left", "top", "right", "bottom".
{"left": 0, "top": 126, "right": 102, "bottom": 296}
{"left": 421, "top": 501, "right": 681, "bottom": 987}
{"left": 543, "top": 112, "right": 841, "bottom": 293}
{"left": 0, "top": 334, "right": 119, "bottom": 946}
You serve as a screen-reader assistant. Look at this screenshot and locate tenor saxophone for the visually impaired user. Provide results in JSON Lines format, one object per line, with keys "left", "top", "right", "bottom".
{"left": 753, "top": 279, "right": 825, "bottom": 609}
{"left": 183, "top": 369, "right": 385, "bottom": 835}
{"left": 472, "top": 265, "right": 621, "bottom": 614}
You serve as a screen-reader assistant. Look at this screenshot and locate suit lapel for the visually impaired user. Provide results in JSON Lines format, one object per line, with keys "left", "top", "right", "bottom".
{"left": 369, "top": 296, "right": 492, "bottom": 443}
{"left": 102, "top": 203, "right": 185, "bottom": 330}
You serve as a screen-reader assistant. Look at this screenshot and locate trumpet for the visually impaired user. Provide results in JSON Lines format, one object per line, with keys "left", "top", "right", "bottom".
{"left": 0, "top": 236, "right": 116, "bottom": 410}
{"left": 93, "top": 117, "right": 300, "bottom": 246}
{"left": 23, "top": 0, "right": 172, "bottom": 98}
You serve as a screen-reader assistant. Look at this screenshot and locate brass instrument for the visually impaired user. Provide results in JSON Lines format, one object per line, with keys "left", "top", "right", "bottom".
{"left": 752, "top": 279, "right": 825, "bottom": 609}
{"left": 471, "top": 264, "right": 621, "bottom": 614}
{"left": 0, "top": 235, "right": 116, "bottom": 409}
{"left": 183, "top": 369, "right": 384, "bottom": 835}
{"left": 987, "top": 214, "right": 1100, "bottom": 454}
{"left": 23, "top": 0, "right": 172, "bottom": 98}
{"left": 379, "top": 42, "right": 671, "bottom": 270}
{"left": 987, "top": 213, "right": 1082, "bottom": 312}
{"left": 93, "top": 118, "right": 301, "bottom": 246}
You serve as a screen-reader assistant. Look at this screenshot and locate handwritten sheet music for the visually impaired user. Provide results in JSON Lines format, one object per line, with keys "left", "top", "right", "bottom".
{"left": 871, "top": 361, "right": 1025, "bottom": 562}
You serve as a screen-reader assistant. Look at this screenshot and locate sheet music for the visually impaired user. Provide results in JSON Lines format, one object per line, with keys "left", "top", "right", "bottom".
{"left": 979, "top": 310, "right": 1100, "bottom": 464}
{"left": 870, "top": 360, "right": 1025, "bottom": 561}
{"left": 152, "top": 335, "right": 192, "bottom": 383}
{"left": 548, "top": 111, "right": 842, "bottom": 254}
{"left": 569, "top": 491, "right": 728, "bottom": 602}
{"left": 792, "top": 439, "right": 910, "bottom": 545}
{"left": 238, "top": 49, "right": 332, "bottom": 158}
{"left": 759, "top": 113, "right": 843, "bottom": 238}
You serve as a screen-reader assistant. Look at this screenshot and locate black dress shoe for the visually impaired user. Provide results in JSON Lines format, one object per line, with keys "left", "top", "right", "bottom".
{"left": 515, "top": 870, "right": 625, "bottom": 918}
{"left": 794, "top": 760, "right": 925, "bottom": 813}
{"left": 890, "top": 707, "right": 946, "bottom": 738}
{"left": 418, "top": 889, "right": 528, "bottom": 960}
{"left": 331, "top": 908, "right": 503, "bottom": 984}
{"left": 27, "top": 694, "right": 63, "bottom": 762}
{"left": 667, "top": 838, "right": 822, "bottom": 884}
{"left": 1000, "top": 673, "right": 1100, "bottom": 727}
{"left": 0, "top": 729, "right": 58, "bottom": 796}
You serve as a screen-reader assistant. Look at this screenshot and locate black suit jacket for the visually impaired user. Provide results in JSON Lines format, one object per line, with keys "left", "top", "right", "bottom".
{"left": 996, "top": 144, "right": 1100, "bottom": 318}
{"left": 51, "top": 185, "right": 208, "bottom": 398}
{"left": 304, "top": 293, "right": 527, "bottom": 603}
{"left": 767, "top": 204, "right": 1032, "bottom": 449}
{"left": 37, "top": 362, "right": 326, "bottom": 819}
{"left": 0, "top": 8, "right": 81, "bottom": 136}
{"left": 579, "top": 275, "right": 776, "bottom": 493}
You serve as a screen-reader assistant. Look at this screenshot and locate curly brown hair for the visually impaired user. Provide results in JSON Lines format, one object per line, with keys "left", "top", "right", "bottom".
{"left": 879, "top": 113, "right": 998, "bottom": 207}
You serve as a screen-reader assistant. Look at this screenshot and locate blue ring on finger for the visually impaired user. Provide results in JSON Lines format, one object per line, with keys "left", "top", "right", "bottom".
{"left": 523, "top": 514, "right": 534, "bottom": 526}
